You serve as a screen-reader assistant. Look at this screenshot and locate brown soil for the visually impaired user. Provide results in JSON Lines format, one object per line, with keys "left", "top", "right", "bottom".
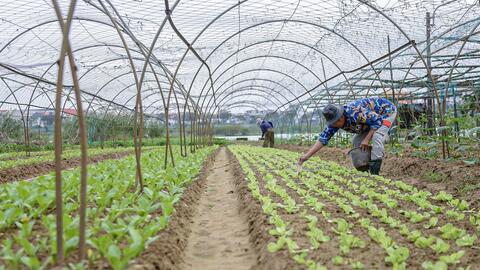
{"left": 227, "top": 148, "right": 289, "bottom": 270}
{"left": 131, "top": 147, "right": 283, "bottom": 270}
{"left": 0, "top": 150, "right": 134, "bottom": 183}
{"left": 129, "top": 148, "right": 218, "bottom": 270}
{"left": 277, "top": 144, "right": 480, "bottom": 208}
{"left": 179, "top": 147, "right": 256, "bottom": 270}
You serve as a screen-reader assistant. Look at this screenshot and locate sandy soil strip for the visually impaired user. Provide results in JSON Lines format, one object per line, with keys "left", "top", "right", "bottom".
{"left": 180, "top": 147, "right": 256, "bottom": 270}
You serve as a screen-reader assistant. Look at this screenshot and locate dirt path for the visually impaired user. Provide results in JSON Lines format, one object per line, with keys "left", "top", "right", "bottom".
{"left": 180, "top": 147, "right": 256, "bottom": 270}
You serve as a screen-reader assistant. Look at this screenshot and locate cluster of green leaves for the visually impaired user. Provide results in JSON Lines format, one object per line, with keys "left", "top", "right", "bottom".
{"left": 0, "top": 146, "right": 213, "bottom": 269}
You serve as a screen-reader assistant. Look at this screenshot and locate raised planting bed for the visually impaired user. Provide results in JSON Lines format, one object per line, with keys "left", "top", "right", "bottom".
{"left": 229, "top": 145, "right": 480, "bottom": 270}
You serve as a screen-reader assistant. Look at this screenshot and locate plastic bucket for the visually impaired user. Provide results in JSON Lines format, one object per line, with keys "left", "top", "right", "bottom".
{"left": 348, "top": 147, "right": 371, "bottom": 169}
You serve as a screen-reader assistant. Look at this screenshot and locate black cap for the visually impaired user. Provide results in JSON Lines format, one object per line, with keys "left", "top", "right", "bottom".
{"left": 323, "top": 104, "right": 344, "bottom": 126}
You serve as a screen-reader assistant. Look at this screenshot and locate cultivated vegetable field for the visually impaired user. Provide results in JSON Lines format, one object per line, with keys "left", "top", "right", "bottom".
{"left": 0, "top": 147, "right": 213, "bottom": 269}
{"left": 1, "top": 0, "right": 480, "bottom": 269}
{"left": 230, "top": 145, "right": 480, "bottom": 270}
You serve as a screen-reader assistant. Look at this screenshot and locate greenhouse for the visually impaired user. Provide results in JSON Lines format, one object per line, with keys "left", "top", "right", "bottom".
{"left": 0, "top": 0, "right": 479, "bottom": 269}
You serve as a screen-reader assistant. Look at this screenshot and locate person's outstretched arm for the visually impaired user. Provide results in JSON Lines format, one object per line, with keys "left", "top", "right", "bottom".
{"left": 298, "top": 141, "right": 324, "bottom": 165}
{"left": 298, "top": 125, "right": 338, "bottom": 165}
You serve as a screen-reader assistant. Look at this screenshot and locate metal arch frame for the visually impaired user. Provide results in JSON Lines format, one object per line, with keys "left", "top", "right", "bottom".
{"left": 212, "top": 85, "right": 290, "bottom": 105}
{"left": 197, "top": 99, "right": 273, "bottom": 145}
{"left": 220, "top": 38, "right": 354, "bottom": 89}
{"left": 340, "top": 17, "right": 480, "bottom": 99}
{"left": 219, "top": 99, "right": 272, "bottom": 113}
{"left": 203, "top": 77, "right": 308, "bottom": 112}
{"left": 0, "top": 76, "right": 101, "bottom": 152}
{"left": 189, "top": 37, "right": 351, "bottom": 143}
{"left": 208, "top": 78, "right": 303, "bottom": 103}
{"left": 201, "top": 69, "right": 312, "bottom": 124}
{"left": 119, "top": 86, "right": 192, "bottom": 116}
{"left": 184, "top": 16, "right": 394, "bottom": 142}
{"left": 0, "top": 1, "right": 416, "bottom": 149}
{"left": 325, "top": 17, "right": 480, "bottom": 105}
{"left": 91, "top": 0, "right": 204, "bottom": 164}
{"left": 0, "top": 82, "right": 101, "bottom": 119}
{"left": 187, "top": 18, "right": 389, "bottom": 116}
{"left": 217, "top": 55, "right": 323, "bottom": 84}
{"left": 204, "top": 85, "right": 299, "bottom": 140}
{"left": 440, "top": 23, "right": 480, "bottom": 121}
{"left": 96, "top": 0, "right": 207, "bottom": 171}
{"left": 0, "top": 78, "right": 28, "bottom": 151}
{"left": 1, "top": 21, "right": 172, "bottom": 154}
{"left": 83, "top": 69, "right": 170, "bottom": 114}
{"left": 202, "top": 77, "right": 312, "bottom": 127}
{"left": 96, "top": 0, "right": 187, "bottom": 161}
{"left": 0, "top": 79, "right": 56, "bottom": 112}
{"left": 2, "top": 0, "right": 478, "bottom": 161}
{"left": 0, "top": 9, "right": 178, "bottom": 99}
{"left": 96, "top": 0, "right": 205, "bottom": 158}
{"left": 356, "top": 1, "right": 444, "bottom": 134}
{"left": 197, "top": 53, "right": 328, "bottom": 127}
{"left": 86, "top": 66, "right": 200, "bottom": 136}
{"left": 159, "top": 0, "right": 246, "bottom": 157}
{"left": 206, "top": 87, "right": 288, "bottom": 118}
{"left": 195, "top": 68, "right": 315, "bottom": 143}
{"left": 201, "top": 77, "right": 315, "bottom": 140}
{"left": 217, "top": 92, "right": 284, "bottom": 112}
{"left": 210, "top": 68, "right": 309, "bottom": 100}
{"left": 90, "top": 81, "right": 168, "bottom": 120}
{"left": 271, "top": 40, "right": 416, "bottom": 113}
{"left": 198, "top": 53, "right": 329, "bottom": 108}
{"left": 195, "top": 39, "right": 350, "bottom": 102}
{"left": 95, "top": 0, "right": 150, "bottom": 191}
{"left": 355, "top": 0, "right": 475, "bottom": 158}
{"left": 390, "top": 23, "right": 480, "bottom": 117}
{"left": 105, "top": 0, "right": 206, "bottom": 159}
{"left": 220, "top": 103, "right": 268, "bottom": 113}
{"left": 0, "top": 17, "right": 123, "bottom": 54}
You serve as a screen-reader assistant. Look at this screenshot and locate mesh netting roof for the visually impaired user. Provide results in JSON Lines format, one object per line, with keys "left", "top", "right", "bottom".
{"left": 1, "top": 0, "right": 479, "bottom": 117}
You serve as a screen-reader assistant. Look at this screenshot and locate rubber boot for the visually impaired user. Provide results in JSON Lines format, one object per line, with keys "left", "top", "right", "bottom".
{"left": 368, "top": 159, "right": 382, "bottom": 175}
{"left": 355, "top": 165, "right": 369, "bottom": 172}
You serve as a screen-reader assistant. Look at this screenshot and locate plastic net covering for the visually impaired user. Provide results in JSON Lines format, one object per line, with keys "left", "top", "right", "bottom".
{"left": 0, "top": 0, "right": 479, "bottom": 115}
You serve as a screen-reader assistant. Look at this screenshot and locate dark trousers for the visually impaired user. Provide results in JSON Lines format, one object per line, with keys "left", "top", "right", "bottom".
{"left": 263, "top": 128, "right": 274, "bottom": 148}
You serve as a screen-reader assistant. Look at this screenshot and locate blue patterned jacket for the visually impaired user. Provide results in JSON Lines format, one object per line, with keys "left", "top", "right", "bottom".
{"left": 318, "top": 97, "right": 396, "bottom": 145}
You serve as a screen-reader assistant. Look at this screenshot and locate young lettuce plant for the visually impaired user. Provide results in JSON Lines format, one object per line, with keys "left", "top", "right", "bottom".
{"left": 455, "top": 233, "right": 477, "bottom": 247}
{"left": 421, "top": 261, "right": 448, "bottom": 270}
{"left": 439, "top": 250, "right": 465, "bottom": 265}
{"left": 430, "top": 238, "right": 450, "bottom": 254}
{"left": 439, "top": 223, "right": 465, "bottom": 240}
{"left": 385, "top": 246, "right": 409, "bottom": 270}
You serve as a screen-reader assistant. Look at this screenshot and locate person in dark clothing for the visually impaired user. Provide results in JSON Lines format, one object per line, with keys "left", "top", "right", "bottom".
{"left": 257, "top": 118, "right": 274, "bottom": 148}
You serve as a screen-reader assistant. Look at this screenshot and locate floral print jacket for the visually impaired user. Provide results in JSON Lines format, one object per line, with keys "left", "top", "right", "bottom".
{"left": 318, "top": 97, "right": 396, "bottom": 145}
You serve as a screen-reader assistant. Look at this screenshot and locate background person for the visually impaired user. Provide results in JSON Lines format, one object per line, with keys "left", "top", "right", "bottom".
{"left": 256, "top": 118, "right": 275, "bottom": 148}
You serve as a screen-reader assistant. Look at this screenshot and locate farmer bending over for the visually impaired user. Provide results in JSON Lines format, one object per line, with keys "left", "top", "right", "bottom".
{"left": 257, "top": 118, "right": 275, "bottom": 148}
{"left": 298, "top": 97, "right": 397, "bottom": 175}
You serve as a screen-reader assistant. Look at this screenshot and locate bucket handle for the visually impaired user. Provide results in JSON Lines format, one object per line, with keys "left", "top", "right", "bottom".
{"left": 347, "top": 146, "right": 372, "bottom": 155}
